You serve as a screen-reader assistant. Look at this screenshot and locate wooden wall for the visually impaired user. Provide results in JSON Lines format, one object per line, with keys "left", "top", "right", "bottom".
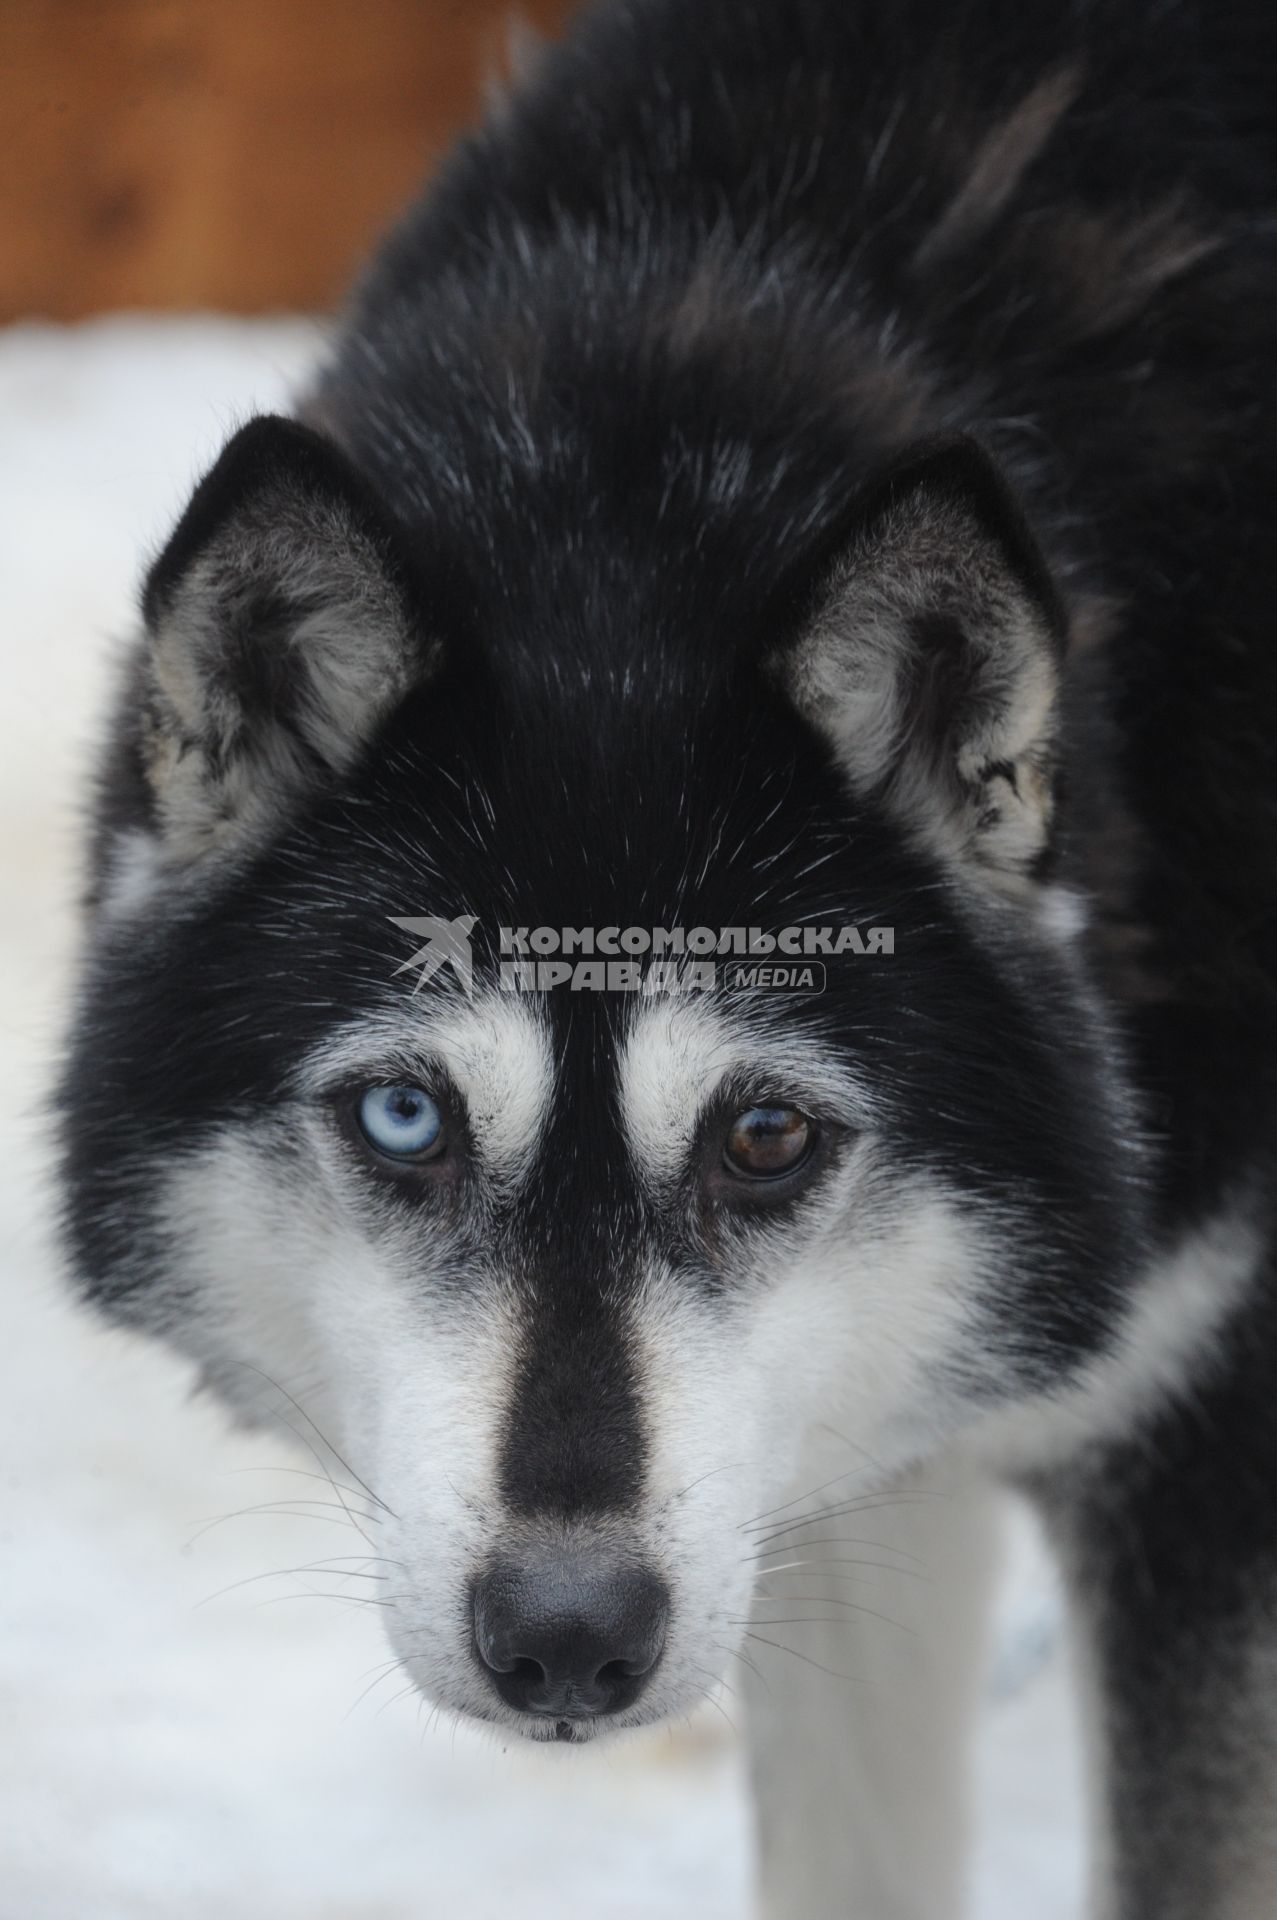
{"left": 1, "top": 0, "right": 580, "bottom": 321}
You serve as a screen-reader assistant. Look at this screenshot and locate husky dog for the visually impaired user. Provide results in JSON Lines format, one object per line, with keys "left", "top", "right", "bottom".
{"left": 59, "top": 0, "right": 1277, "bottom": 1913}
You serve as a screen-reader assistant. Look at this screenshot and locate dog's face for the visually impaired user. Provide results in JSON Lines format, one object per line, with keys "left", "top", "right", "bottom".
{"left": 62, "top": 418, "right": 1141, "bottom": 1740}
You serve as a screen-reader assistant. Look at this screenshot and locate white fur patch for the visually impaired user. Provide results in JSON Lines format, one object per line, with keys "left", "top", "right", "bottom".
{"left": 99, "top": 827, "right": 163, "bottom": 922}
{"left": 153, "top": 1121, "right": 530, "bottom": 1727}
{"left": 968, "top": 1204, "right": 1264, "bottom": 1474}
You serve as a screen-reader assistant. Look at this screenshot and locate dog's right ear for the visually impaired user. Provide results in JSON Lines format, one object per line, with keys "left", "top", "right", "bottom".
{"left": 770, "top": 437, "right": 1065, "bottom": 893}
{"left": 140, "top": 415, "right": 431, "bottom": 864}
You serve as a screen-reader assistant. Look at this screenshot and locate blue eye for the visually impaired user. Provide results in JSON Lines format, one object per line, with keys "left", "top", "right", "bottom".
{"left": 357, "top": 1085, "right": 445, "bottom": 1160}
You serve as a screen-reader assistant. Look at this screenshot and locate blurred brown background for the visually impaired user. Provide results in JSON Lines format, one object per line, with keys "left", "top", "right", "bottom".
{"left": 1, "top": 0, "right": 579, "bottom": 321}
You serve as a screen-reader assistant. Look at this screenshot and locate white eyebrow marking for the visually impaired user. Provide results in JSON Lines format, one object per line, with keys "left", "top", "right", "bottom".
{"left": 300, "top": 994, "right": 555, "bottom": 1192}
{"left": 617, "top": 994, "right": 878, "bottom": 1187}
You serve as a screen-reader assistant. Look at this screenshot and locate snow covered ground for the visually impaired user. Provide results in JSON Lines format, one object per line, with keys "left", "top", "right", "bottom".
{"left": 0, "top": 318, "right": 1085, "bottom": 1919}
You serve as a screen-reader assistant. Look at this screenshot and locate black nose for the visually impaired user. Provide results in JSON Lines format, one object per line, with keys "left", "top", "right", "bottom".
{"left": 473, "top": 1557, "right": 669, "bottom": 1720}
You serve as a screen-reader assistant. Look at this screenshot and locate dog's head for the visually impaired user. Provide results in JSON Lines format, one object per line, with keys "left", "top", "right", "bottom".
{"left": 61, "top": 416, "right": 1142, "bottom": 1740}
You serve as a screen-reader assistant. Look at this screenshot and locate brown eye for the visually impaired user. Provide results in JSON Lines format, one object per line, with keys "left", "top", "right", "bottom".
{"left": 723, "top": 1107, "right": 813, "bottom": 1180}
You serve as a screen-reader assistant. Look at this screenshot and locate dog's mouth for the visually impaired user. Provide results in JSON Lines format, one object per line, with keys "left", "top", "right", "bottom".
{"left": 437, "top": 1688, "right": 635, "bottom": 1744}
{"left": 453, "top": 1688, "right": 671, "bottom": 1746}
{"left": 508, "top": 1702, "right": 643, "bottom": 1745}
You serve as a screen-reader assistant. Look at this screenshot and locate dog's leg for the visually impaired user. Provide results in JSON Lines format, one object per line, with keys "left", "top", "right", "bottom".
{"left": 1042, "top": 1342, "right": 1277, "bottom": 1920}
{"left": 741, "top": 1457, "right": 1000, "bottom": 1920}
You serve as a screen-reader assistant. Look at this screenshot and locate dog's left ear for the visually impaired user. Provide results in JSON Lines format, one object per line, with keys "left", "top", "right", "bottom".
{"left": 774, "top": 436, "right": 1065, "bottom": 888}
{"left": 141, "top": 415, "right": 431, "bottom": 863}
